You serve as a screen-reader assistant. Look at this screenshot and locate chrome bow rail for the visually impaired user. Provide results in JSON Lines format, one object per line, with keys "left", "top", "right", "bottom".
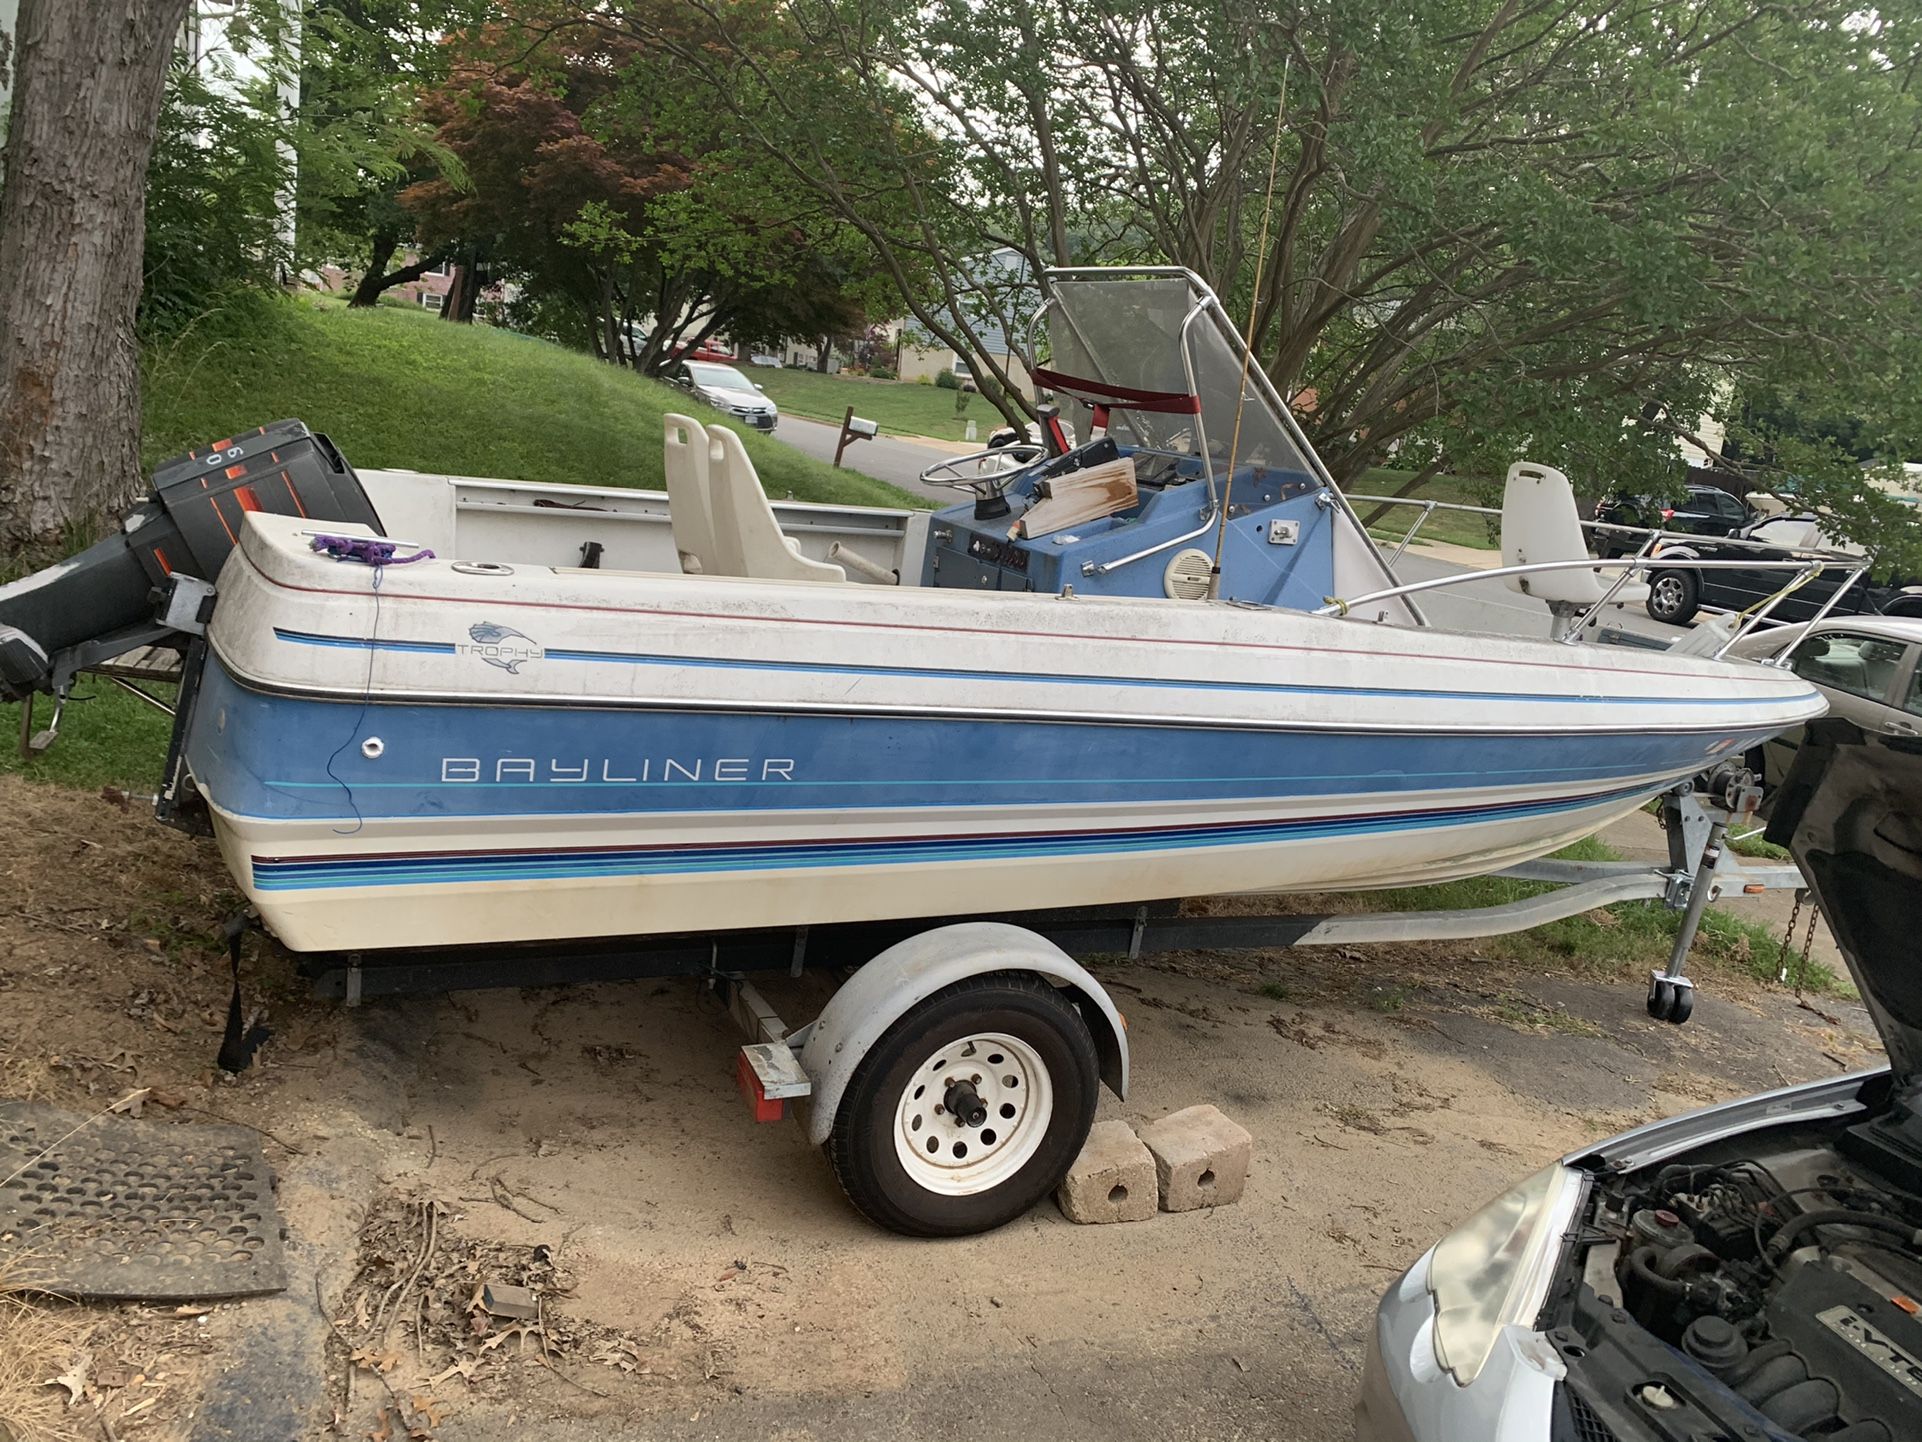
{"left": 1314, "top": 554, "right": 1868, "bottom": 659}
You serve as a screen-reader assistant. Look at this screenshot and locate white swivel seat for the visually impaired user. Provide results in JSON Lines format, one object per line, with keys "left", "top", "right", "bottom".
{"left": 704, "top": 424, "right": 845, "bottom": 583}
{"left": 1501, "top": 461, "right": 1649, "bottom": 637}
{"left": 662, "top": 414, "right": 724, "bottom": 575}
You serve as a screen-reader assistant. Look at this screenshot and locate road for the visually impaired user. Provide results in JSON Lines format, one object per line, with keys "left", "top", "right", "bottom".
{"left": 778, "top": 414, "right": 971, "bottom": 505}
{"left": 768, "top": 421, "right": 1691, "bottom": 643}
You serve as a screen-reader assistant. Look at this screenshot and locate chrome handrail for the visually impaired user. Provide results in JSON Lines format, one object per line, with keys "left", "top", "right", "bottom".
{"left": 1315, "top": 556, "right": 1828, "bottom": 618}
{"left": 1081, "top": 505, "right": 1220, "bottom": 577}
{"left": 1563, "top": 530, "right": 1665, "bottom": 642}
{"left": 1347, "top": 492, "right": 1869, "bottom": 564}
{"left": 1774, "top": 565, "right": 1871, "bottom": 644}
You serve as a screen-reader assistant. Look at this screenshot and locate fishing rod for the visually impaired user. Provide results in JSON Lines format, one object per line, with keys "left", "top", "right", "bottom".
{"left": 1209, "top": 56, "right": 1291, "bottom": 600}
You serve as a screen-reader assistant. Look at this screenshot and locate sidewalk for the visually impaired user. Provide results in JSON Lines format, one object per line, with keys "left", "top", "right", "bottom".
{"left": 1399, "top": 537, "right": 1502, "bottom": 570}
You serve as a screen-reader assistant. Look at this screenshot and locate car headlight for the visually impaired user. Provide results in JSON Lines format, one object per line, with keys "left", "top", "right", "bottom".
{"left": 1427, "top": 1163, "right": 1585, "bottom": 1385}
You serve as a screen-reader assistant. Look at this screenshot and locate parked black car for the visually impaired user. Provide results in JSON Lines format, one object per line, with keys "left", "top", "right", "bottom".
{"left": 1592, "top": 483, "right": 1753, "bottom": 557}
{"left": 1644, "top": 511, "right": 1922, "bottom": 626}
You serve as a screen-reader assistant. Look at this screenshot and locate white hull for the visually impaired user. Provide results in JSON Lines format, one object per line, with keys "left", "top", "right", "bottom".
{"left": 175, "top": 516, "right": 1824, "bottom": 953}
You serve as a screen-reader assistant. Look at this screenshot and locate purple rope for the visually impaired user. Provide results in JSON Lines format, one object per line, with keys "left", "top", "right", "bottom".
{"left": 309, "top": 534, "right": 436, "bottom": 565}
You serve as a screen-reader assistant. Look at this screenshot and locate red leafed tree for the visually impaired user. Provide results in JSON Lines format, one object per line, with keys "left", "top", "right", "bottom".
{"left": 401, "top": 27, "right": 687, "bottom": 360}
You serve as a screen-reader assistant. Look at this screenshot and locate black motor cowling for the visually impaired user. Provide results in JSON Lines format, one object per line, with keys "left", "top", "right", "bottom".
{"left": 0, "top": 419, "right": 382, "bottom": 701}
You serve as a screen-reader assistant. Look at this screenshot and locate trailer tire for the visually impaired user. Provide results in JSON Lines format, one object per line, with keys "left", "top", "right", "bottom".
{"left": 826, "top": 973, "right": 1099, "bottom": 1237}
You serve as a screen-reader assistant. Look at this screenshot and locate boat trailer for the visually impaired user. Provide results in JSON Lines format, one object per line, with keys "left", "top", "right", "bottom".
{"left": 293, "top": 759, "right": 1789, "bottom": 1081}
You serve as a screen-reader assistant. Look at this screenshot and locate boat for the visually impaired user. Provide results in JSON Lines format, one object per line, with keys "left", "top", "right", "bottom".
{"left": 0, "top": 268, "right": 1825, "bottom": 956}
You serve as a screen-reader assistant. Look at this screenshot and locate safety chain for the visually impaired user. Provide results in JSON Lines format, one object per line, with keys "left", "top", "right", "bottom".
{"left": 1775, "top": 890, "right": 1821, "bottom": 992}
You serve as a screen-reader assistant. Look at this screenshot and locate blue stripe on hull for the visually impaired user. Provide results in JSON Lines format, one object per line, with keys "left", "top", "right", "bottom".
{"left": 186, "top": 656, "right": 1768, "bottom": 825}
{"left": 270, "top": 626, "right": 1793, "bottom": 709}
{"left": 250, "top": 783, "right": 1650, "bottom": 891}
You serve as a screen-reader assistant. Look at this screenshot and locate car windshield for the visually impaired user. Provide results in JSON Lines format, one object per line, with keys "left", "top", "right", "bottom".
{"left": 687, "top": 363, "right": 753, "bottom": 391}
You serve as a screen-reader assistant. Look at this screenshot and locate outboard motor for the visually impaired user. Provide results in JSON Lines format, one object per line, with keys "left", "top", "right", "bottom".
{"left": 0, "top": 419, "right": 382, "bottom": 702}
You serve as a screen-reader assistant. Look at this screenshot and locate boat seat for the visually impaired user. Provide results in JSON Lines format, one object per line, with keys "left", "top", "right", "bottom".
{"left": 1501, "top": 461, "right": 1651, "bottom": 612}
{"left": 663, "top": 414, "right": 723, "bottom": 575}
{"left": 705, "top": 424, "right": 846, "bottom": 583}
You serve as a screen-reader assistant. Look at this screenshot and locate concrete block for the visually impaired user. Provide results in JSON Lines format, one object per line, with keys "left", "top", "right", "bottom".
{"left": 1137, "top": 1105, "right": 1252, "bottom": 1212}
{"left": 1056, "top": 1119, "right": 1157, "bottom": 1224}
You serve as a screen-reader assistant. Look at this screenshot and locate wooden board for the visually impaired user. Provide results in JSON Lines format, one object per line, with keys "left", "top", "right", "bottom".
{"left": 1011, "top": 458, "right": 1138, "bottom": 540}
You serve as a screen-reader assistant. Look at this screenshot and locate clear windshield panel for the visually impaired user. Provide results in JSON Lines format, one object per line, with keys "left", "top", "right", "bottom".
{"left": 1044, "top": 275, "right": 1318, "bottom": 479}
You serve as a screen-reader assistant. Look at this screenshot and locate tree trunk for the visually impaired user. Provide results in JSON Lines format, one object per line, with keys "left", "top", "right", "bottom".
{"left": 0, "top": 0, "right": 193, "bottom": 551}
{"left": 440, "top": 247, "right": 482, "bottom": 323}
{"left": 351, "top": 243, "right": 448, "bottom": 310}
{"left": 815, "top": 336, "right": 830, "bottom": 373}
{"left": 349, "top": 226, "right": 403, "bottom": 308}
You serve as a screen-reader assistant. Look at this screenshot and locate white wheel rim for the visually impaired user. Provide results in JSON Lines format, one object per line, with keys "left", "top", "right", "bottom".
{"left": 893, "top": 1033, "right": 1054, "bottom": 1196}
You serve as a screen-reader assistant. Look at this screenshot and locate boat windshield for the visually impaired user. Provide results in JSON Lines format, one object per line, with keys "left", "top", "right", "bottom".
{"left": 1042, "top": 273, "right": 1317, "bottom": 478}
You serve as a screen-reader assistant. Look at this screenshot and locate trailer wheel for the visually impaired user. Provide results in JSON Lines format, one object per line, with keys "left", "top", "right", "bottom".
{"left": 826, "top": 973, "right": 1099, "bottom": 1237}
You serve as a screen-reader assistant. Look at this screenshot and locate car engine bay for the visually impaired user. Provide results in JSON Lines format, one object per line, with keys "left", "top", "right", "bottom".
{"left": 1543, "top": 1095, "right": 1922, "bottom": 1441}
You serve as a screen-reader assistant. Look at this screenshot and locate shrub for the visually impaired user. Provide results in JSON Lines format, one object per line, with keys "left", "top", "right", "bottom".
{"left": 935, "top": 369, "right": 961, "bottom": 390}
{"left": 141, "top": 62, "right": 289, "bottom": 336}
{"left": 869, "top": 364, "right": 896, "bottom": 380}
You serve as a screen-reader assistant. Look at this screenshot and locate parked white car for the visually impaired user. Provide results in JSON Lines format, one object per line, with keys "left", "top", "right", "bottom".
{"left": 669, "top": 360, "right": 779, "bottom": 432}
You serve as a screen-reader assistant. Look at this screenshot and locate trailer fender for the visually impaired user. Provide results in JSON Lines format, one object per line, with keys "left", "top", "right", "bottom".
{"left": 797, "top": 921, "right": 1129, "bottom": 1147}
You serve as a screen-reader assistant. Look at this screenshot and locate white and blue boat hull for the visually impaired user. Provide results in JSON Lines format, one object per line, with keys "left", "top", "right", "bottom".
{"left": 179, "top": 516, "right": 1825, "bottom": 952}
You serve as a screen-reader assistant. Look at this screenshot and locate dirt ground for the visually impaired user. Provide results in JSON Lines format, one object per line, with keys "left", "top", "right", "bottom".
{"left": 0, "top": 777, "right": 1886, "bottom": 1442}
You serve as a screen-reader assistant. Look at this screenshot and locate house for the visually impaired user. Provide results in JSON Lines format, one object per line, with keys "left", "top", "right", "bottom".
{"left": 896, "top": 317, "right": 1037, "bottom": 398}
{"left": 894, "top": 248, "right": 1042, "bottom": 396}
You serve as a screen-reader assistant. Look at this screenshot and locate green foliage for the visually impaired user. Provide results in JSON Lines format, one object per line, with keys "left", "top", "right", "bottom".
{"left": 401, "top": 12, "right": 898, "bottom": 373}
{"left": 140, "top": 60, "right": 290, "bottom": 335}
{"left": 626, "top": 0, "right": 1922, "bottom": 565}
{"left": 934, "top": 370, "right": 960, "bottom": 391}
{"left": 291, "top": 1, "right": 477, "bottom": 279}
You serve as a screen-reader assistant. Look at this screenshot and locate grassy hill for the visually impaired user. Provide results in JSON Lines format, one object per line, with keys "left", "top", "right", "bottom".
{"left": 141, "top": 294, "right": 917, "bottom": 508}
{"left": 6, "top": 295, "right": 920, "bottom": 792}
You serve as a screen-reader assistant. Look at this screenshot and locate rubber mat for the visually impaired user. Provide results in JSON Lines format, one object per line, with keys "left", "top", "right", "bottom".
{"left": 0, "top": 1101, "right": 286, "bottom": 1301}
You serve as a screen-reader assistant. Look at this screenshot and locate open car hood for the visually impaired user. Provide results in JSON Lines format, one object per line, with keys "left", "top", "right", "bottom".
{"left": 1766, "top": 719, "right": 1922, "bottom": 1083}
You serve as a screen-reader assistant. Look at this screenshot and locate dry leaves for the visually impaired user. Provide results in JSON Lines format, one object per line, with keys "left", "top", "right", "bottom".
{"left": 43, "top": 1349, "right": 90, "bottom": 1406}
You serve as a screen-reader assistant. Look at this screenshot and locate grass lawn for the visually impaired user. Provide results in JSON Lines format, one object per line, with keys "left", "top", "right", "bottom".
{"left": 141, "top": 293, "right": 918, "bottom": 509}
{"left": 1347, "top": 834, "right": 1847, "bottom": 995}
{"left": 8, "top": 684, "right": 178, "bottom": 791}
{"left": 745, "top": 366, "right": 991, "bottom": 443}
{"left": 1352, "top": 469, "right": 1502, "bottom": 551}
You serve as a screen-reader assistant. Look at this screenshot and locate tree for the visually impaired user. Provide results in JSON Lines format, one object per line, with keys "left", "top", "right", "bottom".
{"left": 0, "top": 0, "right": 194, "bottom": 551}
{"left": 141, "top": 58, "right": 293, "bottom": 335}
{"left": 627, "top": 0, "right": 1922, "bottom": 562}
{"left": 292, "top": 0, "right": 478, "bottom": 309}
{"left": 406, "top": 10, "right": 894, "bottom": 371}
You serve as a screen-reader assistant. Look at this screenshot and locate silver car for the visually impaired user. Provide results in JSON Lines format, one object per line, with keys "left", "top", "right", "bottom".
{"left": 670, "top": 361, "right": 779, "bottom": 432}
{"left": 1722, "top": 615, "right": 1922, "bottom": 788}
{"left": 1358, "top": 719, "right": 1922, "bottom": 1442}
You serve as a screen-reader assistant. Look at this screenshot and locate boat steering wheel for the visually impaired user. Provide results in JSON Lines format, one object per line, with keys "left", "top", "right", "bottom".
{"left": 916, "top": 442, "right": 1048, "bottom": 506}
